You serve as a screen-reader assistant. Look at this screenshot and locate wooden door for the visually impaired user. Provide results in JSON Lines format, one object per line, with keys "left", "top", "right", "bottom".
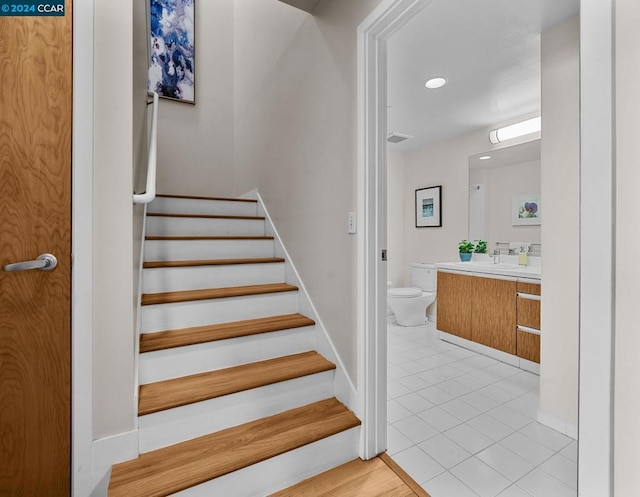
{"left": 436, "top": 271, "right": 473, "bottom": 340}
{"left": 0, "top": 3, "right": 73, "bottom": 496}
{"left": 471, "top": 276, "right": 517, "bottom": 354}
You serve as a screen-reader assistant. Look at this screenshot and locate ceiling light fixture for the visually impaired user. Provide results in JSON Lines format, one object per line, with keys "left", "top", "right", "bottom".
{"left": 425, "top": 77, "right": 447, "bottom": 89}
{"left": 489, "top": 117, "right": 541, "bottom": 144}
{"left": 479, "top": 155, "right": 492, "bottom": 161}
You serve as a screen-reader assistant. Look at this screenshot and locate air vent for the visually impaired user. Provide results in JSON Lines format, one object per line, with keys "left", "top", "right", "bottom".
{"left": 387, "top": 132, "right": 413, "bottom": 144}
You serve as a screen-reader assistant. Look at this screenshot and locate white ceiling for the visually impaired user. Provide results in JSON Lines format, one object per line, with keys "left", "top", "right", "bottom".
{"left": 387, "top": 0, "right": 579, "bottom": 153}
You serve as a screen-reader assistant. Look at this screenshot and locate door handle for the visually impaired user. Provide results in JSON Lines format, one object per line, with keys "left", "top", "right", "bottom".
{"left": 3, "top": 253, "right": 58, "bottom": 272}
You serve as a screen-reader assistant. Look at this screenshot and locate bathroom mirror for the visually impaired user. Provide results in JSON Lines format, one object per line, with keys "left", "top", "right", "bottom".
{"left": 468, "top": 139, "right": 541, "bottom": 251}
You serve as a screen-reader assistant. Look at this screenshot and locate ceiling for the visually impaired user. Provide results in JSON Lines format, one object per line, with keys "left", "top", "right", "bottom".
{"left": 387, "top": 0, "right": 579, "bottom": 153}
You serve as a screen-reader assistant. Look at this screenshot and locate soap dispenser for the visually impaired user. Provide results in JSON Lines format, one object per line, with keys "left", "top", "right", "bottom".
{"left": 518, "top": 246, "right": 528, "bottom": 266}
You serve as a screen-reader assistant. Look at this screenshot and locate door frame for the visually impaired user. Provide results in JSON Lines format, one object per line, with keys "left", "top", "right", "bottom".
{"left": 356, "top": 1, "right": 616, "bottom": 495}
{"left": 72, "top": 0, "right": 95, "bottom": 494}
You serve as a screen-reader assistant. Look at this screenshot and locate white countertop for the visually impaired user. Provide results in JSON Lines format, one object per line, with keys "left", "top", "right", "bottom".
{"left": 435, "top": 254, "right": 541, "bottom": 280}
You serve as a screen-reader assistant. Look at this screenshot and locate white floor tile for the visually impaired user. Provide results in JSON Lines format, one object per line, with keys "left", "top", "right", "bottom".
{"left": 455, "top": 373, "right": 494, "bottom": 390}
{"left": 424, "top": 471, "right": 480, "bottom": 497}
{"left": 438, "top": 379, "right": 476, "bottom": 397}
{"left": 518, "top": 422, "right": 573, "bottom": 452}
{"left": 440, "top": 399, "right": 482, "bottom": 422}
{"left": 450, "top": 457, "right": 512, "bottom": 497}
{"left": 459, "top": 391, "right": 503, "bottom": 413}
{"left": 483, "top": 362, "right": 521, "bottom": 379}
{"left": 497, "top": 484, "right": 534, "bottom": 497}
{"left": 397, "top": 374, "right": 432, "bottom": 392}
{"left": 417, "top": 385, "right": 456, "bottom": 405}
{"left": 504, "top": 397, "right": 539, "bottom": 419}
{"left": 431, "top": 364, "right": 467, "bottom": 380}
{"left": 499, "top": 432, "right": 554, "bottom": 466}
{"left": 487, "top": 405, "right": 532, "bottom": 430}
{"left": 393, "top": 446, "right": 445, "bottom": 484}
{"left": 477, "top": 444, "right": 535, "bottom": 481}
{"left": 517, "top": 467, "right": 576, "bottom": 497}
{"left": 388, "top": 380, "right": 413, "bottom": 399}
{"left": 388, "top": 364, "right": 411, "bottom": 380}
{"left": 457, "top": 354, "right": 499, "bottom": 370}
{"left": 387, "top": 399, "right": 413, "bottom": 423}
{"left": 400, "top": 360, "right": 429, "bottom": 374}
{"left": 494, "top": 378, "right": 533, "bottom": 397}
{"left": 418, "top": 406, "right": 464, "bottom": 432}
{"left": 540, "top": 453, "right": 578, "bottom": 489}
{"left": 465, "top": 414, "right": 515, "bottom": 442}
{"left": 417, "top": 369, "right": 451, "bottom": 385}
{"left": 416, "top": 354, "right": 452, "bottom": 370}
{"left": 396, "top": 392, "right": 435, "bottom": 414}
{"left": 387, "top": 424, "right": 414, "bottom": 455}
{"left": 393, "top": 415, "right": 439, "bottom": 443}
{"left": 559, "top": 440, "right": 578, "bottom": 463}
{"left": 477, "top": 385, "right": 517, "bottom": 404}
{"left": 419, "top": 434, "right": 472, "bottom": 469}
{"left": 444, "top": 424, "right": 494, "bottom": 455}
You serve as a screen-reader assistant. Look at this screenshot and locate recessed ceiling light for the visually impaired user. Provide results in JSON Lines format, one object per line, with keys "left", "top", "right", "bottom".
{"left": 425, "top": 77, "right": 447, "bottom": 89}
{"left": 479, "top": 155, "right": 492, "bottom": 161}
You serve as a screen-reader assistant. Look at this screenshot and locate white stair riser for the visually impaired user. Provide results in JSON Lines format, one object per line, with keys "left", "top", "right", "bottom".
{"left": 144, "top": 239, "right": 274, "bottom": 261}
{"left": 142, "top": 263, "right": 285, "bottom": 294}
{"left": 139, "top": 326, "right": 316, "bottom": 383}
{"left": 150, "top": 198, "right": 257, "bottom": 217}
{"left": 146, "top": 216, "right": 265, "bottom": 237}
{"left": 138, "top": 371, "right": 335, "bottom": 452}
{"left": 170, "top": 427, "right": 359, "bottom": 497}
{"left": 140, "top": 292, "right": 299, "bottom": 333}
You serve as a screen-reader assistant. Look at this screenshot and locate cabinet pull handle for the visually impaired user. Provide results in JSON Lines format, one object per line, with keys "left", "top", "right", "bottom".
{"left": 517, "top": 292, "right": 541, "bottom": 301}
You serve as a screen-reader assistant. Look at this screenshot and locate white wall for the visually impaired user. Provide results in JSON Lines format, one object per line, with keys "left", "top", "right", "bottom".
{"left": 475, "top": 160, "right": 541, "bottom": 249}
{"left": 615, "top": 0, "right": 640, "bottom": 492}
{"left": 93, "top": 0, "right": 135, "bottom": 438}
{"left": 232, "top": 0, "right": 383, "bottom": 381}
{"left": 539, "top": 18, "right": 580, "bottom": 429}
{"left": 155, "top": 0, "right": 235, "bottom": 196}
{"left": 387, "top": 149, "right": 407, "bottom": 288}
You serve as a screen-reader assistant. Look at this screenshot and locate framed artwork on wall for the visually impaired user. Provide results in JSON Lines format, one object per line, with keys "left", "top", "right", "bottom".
{"left": 415, "top": 186, "right": 442, "bottom": 227}
{"left": 149, "top": 0, "right": 196, "bottom": 104}
{"left": 512, "top": 193, "right": 541, "bottom": 225}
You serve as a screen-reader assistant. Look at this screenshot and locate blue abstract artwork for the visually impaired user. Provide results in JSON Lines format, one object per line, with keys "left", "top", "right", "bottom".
{"left": 149, "top": 0, "right": 195, "bottom": 103}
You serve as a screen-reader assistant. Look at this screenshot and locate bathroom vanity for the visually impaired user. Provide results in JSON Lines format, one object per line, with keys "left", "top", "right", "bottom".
{"left": 435, "top": 259, "right": 541, "bottom": 374}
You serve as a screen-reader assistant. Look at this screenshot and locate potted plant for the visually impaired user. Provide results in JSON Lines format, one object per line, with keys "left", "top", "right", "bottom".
{"left": 458, "top": 240, "right": 474, "bottom": 261}
{"left": 474, "top": 240, "right": 488, "bottom": 254}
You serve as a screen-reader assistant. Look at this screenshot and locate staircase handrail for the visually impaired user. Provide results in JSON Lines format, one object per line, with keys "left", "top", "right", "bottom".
{"left": 133, "top": 91, "right": 159, "bottom": 204}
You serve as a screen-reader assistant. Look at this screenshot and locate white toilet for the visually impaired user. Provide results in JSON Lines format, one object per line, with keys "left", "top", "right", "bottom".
{"left": 387, "top": 263, "right": 437, "bottom": 326}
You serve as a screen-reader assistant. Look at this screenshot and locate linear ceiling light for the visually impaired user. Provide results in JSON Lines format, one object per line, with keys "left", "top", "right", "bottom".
{"left": 489, "top": 116, "right": 541, "bottom": 144}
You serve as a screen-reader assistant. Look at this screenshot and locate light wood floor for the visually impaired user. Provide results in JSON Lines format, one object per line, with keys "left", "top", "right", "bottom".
{"left": 270, "top": 453, "right": 431, "bottom": 497}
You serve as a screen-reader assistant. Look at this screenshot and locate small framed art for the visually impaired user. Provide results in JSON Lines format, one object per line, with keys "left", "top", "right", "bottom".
{"left": 415, "top": 186, "right": 442, "bottom": 228}
{"left": 512, "top": 193, "right": 541, "bottom": 225}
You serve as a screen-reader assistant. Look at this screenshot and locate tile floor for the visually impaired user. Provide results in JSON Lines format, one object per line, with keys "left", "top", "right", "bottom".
{"left": 387, "top": 322, "right": 577, "bottom": 497}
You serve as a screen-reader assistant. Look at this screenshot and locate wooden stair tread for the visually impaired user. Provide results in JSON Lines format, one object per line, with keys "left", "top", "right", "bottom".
{"left": 109, "top": 398, "right": 360, "bottom": 497}
{"left": 156, "top": 193, "right": 257, "bottom": 203}
{"left": 147, "top": 212, "right": 264, "bottom": 220}
{"left": 138, "top": 351, "right": 335, "bottom": 416}
{"left": 270, "top": 455, "right": 430, "bottom": 497}
{"left": 141, "top": 283, "right": 297, "bottom": 306}
{"left": 140, "top": 313, "right": 315, "bottom": 353}
{"left": 143, "top": 257, "right": 285, "bottom": 269}
{"left": 145, "top": 235, "right": 274, "bottom": 240}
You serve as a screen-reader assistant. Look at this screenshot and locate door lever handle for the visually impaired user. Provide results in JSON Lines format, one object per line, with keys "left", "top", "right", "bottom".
{"left": 3, "top": 253, "right": 58, "bottom": 272}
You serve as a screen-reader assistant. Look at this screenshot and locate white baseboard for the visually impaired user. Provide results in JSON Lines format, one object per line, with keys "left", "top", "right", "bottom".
{"left": 92, "top": 429, "right": 139, "bottom": 482}
{"left": 537, "top": 410, "right": 578, "bottom": 440}
{"left": 438, "top": 331, "right": 539, "bottom": 375}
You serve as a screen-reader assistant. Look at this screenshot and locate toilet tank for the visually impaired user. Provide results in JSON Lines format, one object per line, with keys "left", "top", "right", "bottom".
{"left": 410, "top": 263, "right": 437, "bottom": 292}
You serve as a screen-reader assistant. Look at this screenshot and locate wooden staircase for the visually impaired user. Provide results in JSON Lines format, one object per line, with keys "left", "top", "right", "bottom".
{"left": 108, "top": 194, "right": 361, "bottom": 496}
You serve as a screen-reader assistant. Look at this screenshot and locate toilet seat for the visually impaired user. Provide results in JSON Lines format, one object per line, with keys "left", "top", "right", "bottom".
{"left": 388, "top": 287, "right": 422, "bottom": 298}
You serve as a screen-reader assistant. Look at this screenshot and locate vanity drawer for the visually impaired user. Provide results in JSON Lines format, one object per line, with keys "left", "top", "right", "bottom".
{"left": 516, "top": 295, "right": 540, "bottom": 330}
{"left": 516, "top": 281, "right": 541, "bottom": 296}
{"left": 517, "top": 329, "right": 540, "bottom": 363}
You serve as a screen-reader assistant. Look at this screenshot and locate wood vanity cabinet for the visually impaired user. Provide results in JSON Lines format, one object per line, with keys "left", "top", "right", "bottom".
{"left": 436, "top": 271, "right": 473, "bottom": 340}
{"left": 516, "top": 281, "right": 541, "bottom": 363}
{"left": 471, "top": 277, "right": 517, "bottom": 355}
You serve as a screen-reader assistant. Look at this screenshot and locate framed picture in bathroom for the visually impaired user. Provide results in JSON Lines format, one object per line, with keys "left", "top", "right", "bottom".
{"left": 149, "top": 0, "right": 196, "bottom": 104}
{"left": 512, "top": 193, "right": 541, "bottom": 225}
{"left": 415, "top": 186, "right": 442, "bottom": 228}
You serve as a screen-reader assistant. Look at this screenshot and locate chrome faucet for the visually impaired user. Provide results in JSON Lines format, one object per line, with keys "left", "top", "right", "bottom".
{"left": 492, "top": 249, "right": 501, "bottom": 264}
